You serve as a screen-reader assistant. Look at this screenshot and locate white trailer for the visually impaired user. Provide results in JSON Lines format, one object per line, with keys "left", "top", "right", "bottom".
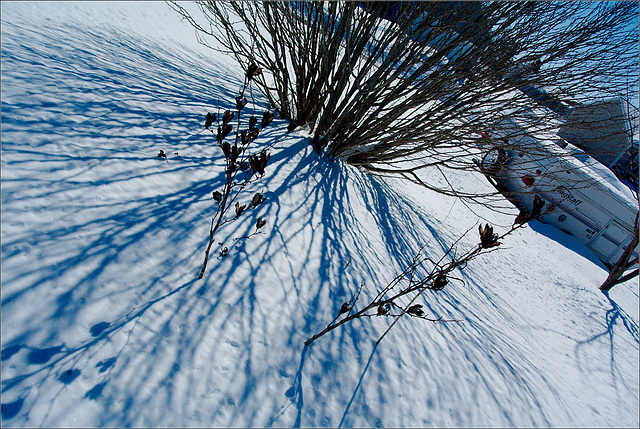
{"left": 479, "top": 117, "right": 638, "bottom": 268}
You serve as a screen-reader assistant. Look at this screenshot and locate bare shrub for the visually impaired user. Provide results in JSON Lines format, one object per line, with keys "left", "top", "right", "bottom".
{"left": 168, "top": 1, "right": 638, "bottom": 207}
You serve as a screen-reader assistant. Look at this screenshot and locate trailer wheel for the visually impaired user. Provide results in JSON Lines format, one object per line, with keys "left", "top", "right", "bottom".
{"left": 481, "top": 147, "right": 507, "bottom": 176}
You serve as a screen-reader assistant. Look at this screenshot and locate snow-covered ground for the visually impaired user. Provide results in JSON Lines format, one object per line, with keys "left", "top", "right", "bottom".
{"left": 1, "top": 2, "right": 638, "bottom": 427}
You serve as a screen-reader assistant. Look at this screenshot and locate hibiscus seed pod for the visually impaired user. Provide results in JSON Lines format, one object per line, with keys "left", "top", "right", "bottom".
{"left": 212, "top": 191, "right": 222, "bottom": 202}
{"left": 222, "top": 109, "right": 234, "bottom": 125}
{"left": 205, "top": 112, "right": 216, "bottom": 129}
{"left": 261, "top": 111, "right": 274, "bottom": 128}
{"left": 236, "top": 96, "right": 248, "bottom": 111}
{"left": 407, "top": 304, "right": 424, "bottom": 317}
{"left": 246, "top": 63, "right": 262, "bottom": 80}
{"left": 240, "top": 129, "right": 250, "bottom": 145}
{"left": 217, "top": 124, "right": 233, "bottom": 143}
{"left": 259, "top": 150, "right": 270, "bottom": 173}
{"left": 256, "top": 217, "right": 267, "bottom": 229}
{"left": 249, "top": 155, "right": 259, "bottom": 175}
{"left": 221, "top": 142, "right": 231, "bottom": 159}
{"left": 251, "top": 192, "right": 265, "bottom": 207}
{"left": 231, "top": 144, "right": 240, "bottom": 163}
{"left": 224, "top": 124, "right": 233, "bottom": 139}
{"left": 255, "top": 158, "right": 265, "bottom": 176}
{"left": 431, "top": 274, "right": 448, "bottom": 291}
{"left": 339, "top": 302, "right": 351, "bottom": 315}
{"left": 249, "top": 116, "right": 258, "bottom": 129}
{"left": 235, "top": 202, "right": 246, "bottom": 217}
{"left": 479, "top": 223, "right": 500, "bottom": 248}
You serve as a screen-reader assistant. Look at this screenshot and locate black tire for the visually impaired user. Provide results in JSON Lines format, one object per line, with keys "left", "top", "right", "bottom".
{"left": 481, "top": 147, "right": 507, "bottom": 176}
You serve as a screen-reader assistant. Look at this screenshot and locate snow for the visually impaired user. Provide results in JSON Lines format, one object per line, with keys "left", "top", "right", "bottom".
{"left": 1, "top": 2, "right": 638, "bottom": 427}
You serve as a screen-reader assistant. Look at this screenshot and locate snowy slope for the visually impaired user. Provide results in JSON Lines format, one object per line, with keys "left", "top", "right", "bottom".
{"left": 1, "top": 2, "right": 638, "bottom": 427}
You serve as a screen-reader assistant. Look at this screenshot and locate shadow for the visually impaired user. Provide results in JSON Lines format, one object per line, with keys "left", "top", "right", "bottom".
{"left": 27, "top": 346, "right": 64, "bottom": 365}
{"left": 1, "top": 398, "right": 24, "bottom": 420}
{"left": 84, "top": 382, "right": 107, "bottom": 401}
{"left": 571, "top": 291, "right": 639, "bottom": 402}
{"left": 2, "top": 4, "right": 621, "bottom": 427}
{"left": 58, "top": 369, "right": 81, "bottom": 385}
{"left": 1, "top": 345, "right": 23, "bottom": 361}
{"left": 0, "top": 4, "right": 424, "bottom": 427}
{"left": 96, "top": 357, "right": 117, "bottom": 374}
{"left": 601, "top": 291, "right": 640, "bottom": 344}
{"left": 284, "top": 347, "right": 308, "bottom": 428}
{"left": 89, "top": 322, "right": 111, "bottom": 337}
{"left": 575, "top": 290, "right": 639, "bottom": 358}
{"left": 338, "top": 344, "right": 378, "bottom": 428}
{"left": 528, "top": 220, "right": 606, "bottom": 268}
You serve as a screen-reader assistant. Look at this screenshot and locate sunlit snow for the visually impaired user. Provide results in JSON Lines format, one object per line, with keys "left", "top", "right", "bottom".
{"left": 1, "top": 2, "right": 638, "bottom": 427}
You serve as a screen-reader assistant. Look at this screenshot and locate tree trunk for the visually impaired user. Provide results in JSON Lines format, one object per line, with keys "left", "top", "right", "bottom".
{"left": 600, "top": 211, "right": 639, "bottom": 291}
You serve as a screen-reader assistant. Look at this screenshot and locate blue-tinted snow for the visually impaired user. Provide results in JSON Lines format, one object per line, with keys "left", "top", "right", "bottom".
{"left": 1, "top": 2, "right": 638, "bottom": 427}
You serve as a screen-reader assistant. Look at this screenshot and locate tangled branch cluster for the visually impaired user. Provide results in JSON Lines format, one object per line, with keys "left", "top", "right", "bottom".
{"left": 168, "top": 1, "right": 638, "bottom": 213}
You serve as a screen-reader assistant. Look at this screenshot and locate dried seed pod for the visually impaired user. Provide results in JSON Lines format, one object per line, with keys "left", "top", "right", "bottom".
{"left": 261, "top": 111, "right": 274, "bottom": 128}
{"left": 514, "top": 208, "right": 532, "bottom": 225}
{"left": 205, "top": 112, "right": 216, "bottom": 129}
{"left": 231, "top": 144, "right": 240, "bottom": 163}
{"left": 377, "top": 303, "right": 389, "bottom": 315}
{"left": 479, "top": 224, "right": 500, "bottom": 248}
{"left": 431, "top": 274, "right": 448, "bottom": 291}
{"left": 221, "top": 142, "right": 231, "bottom": 159}
{"left": 222, "top": 109, "right": 234, "bottom": 125}
{"left": 256, "top": 150, "right": 270, "bottom": 176}
{"left": 260, "top": 150, "right": 270, "bottom": 164}
{"left": 255, "top": 158, "right": 265, "bottom": 176}
{"left": 339, "top": 302, "right": 351, "bottom": 315}
{"left": 251, "top": 192, "right": 265, "bottom": 207}
{"left": 407, "top": 304, "right": 424, "bottom": 317}
{"left": 248, "top": 154, "right": 263, "bottom": 176}
{"left": 256, "top": 217, "right": 267, "bottom": 229}
{"left": 246, "top": 63, "right": 262, "bottom": 80}
{"left": 217, "top": 124, "right": 233, "bottom": 143}
{"left": 240, "top": 129, "right": 250, "bottom": 145}
{"left": 249, "top": 155, "right": 259, "bottom": 176}
{"left": 249, "top": 116, "right": 258, "bottom": 129}
{"left": 212, "top": 191, "right": 222, "bottom": 202}
{"left": 235, "top": 202, "right": 246, "bottom": 217}
{"left": 531, "top": 195, "right": 545, "bottom": 217}
{"left": 236, "top": 96, "right": 248, "bottom": 111}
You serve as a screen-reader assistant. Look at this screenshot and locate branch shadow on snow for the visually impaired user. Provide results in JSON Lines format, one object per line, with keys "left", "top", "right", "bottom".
{"left": 573, "top": 290, "right": 639, "bottom": 393}
{"left": 2, "top": 113, "right": 453, "bottom": 427}
{"left": 2, "top": 15, "right": 439, "bottom": 423}
{"left": 4, "top": 8, "right": 546, "bottom": 427}
{"left": 3, "top": 11, "right": 635, "bottom": 428}
{"left": 188, "top": 136, "right": 449, "bottom": 426}
{"left": 528, "top": 221, "right": 607, "bottom": 268}
{"left": 0, "top": 17, "right": 251, "bottom": 424}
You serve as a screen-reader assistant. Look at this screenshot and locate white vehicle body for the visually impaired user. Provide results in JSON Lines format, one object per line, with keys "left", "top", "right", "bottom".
{"left": 479, "top": 118, "right": 639, "bottom": 268}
